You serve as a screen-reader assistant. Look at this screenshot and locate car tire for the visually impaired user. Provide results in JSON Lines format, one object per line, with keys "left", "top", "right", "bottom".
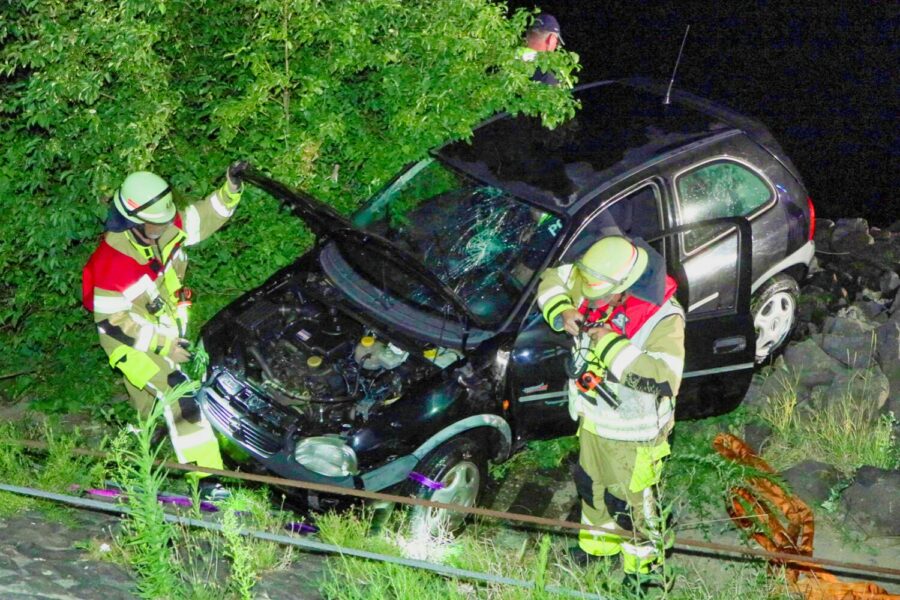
{"left": 751, "top": 273, "right": 800, "bottom": 363}
{"left": 404, "top": 435, "right": 486, "bottom": 538}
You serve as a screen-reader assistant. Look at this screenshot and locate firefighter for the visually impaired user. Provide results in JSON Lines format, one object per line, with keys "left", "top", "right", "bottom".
{"left": 82, "top": 161, "right": 249, "bottom": 499}
{"left": 518, "top": 13, "right": 564, "bottom": 85}
{"left": 537, "top": 235, "right": 685, "bottom": 588}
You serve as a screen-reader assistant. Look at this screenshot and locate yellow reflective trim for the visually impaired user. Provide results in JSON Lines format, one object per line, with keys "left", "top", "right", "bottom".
{"left": 163, "top": 266, "right": 181, "bottom": 299}
{"left": 180, "top": 439, "right": 224, "bottom": 474}
{"left": 629, "top": 440, "right": 671, "bottom": 493}
{"left": 110, "top": 346, "right": 160, "bottom": 390}
{"left": 161, "top": 230, "right": 186, "bottom": 263}
{"left": 622, "top": 551, "right": 655, "bottom": 574}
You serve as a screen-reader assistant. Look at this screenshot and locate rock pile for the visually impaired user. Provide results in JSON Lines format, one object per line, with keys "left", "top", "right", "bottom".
{"left": 744, "top": 217, "right": 900, "bottom": 538}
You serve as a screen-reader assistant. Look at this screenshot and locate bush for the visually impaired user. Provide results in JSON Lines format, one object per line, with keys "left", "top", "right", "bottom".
{"left": 0, "top": 0, "right": 579, "bottom": 412}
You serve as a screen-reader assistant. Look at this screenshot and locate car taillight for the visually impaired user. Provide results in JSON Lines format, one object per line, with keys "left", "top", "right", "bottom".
{"left": 807, "top": 196, "right": 816, "bottom": 241}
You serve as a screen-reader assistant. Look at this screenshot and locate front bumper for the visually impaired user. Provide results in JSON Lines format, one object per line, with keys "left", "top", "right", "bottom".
{"left": 198, "top": 373, "right": 419, "bottom": 493}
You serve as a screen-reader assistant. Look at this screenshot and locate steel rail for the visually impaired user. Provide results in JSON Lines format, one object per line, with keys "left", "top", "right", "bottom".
{"left": 0, "top": 482, "right": 607, "bottom": 600}
{"left": 5, "top": 438, "right": 899, "bottom": 580}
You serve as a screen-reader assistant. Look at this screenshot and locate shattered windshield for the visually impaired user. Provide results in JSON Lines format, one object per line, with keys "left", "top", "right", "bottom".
{"left": 347, "top": 160, "right": 564, "bottom": 325}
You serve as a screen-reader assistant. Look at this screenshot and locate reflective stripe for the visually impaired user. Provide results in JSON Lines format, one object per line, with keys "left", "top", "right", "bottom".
{"left": 621, "top": 541, "right": 657, "bottom": 559}
{"left": 92, "top": 294, "right": 132, "bottom": 314}
{"left": 134, "top": 325, "right": 155, "bottom": 352}
{"left": 537, "top": 285, "right": 568, "bottom": 307}
{"left": 682, "top": 363, "right": 754, "bottom": 378}
{"left": 557, "top": 264, "right": 575, "bottom": 284}
{"left": 162, "top": 404, "right": 187, "bottom": 463}
{"left": 183, "top": 205, "right": 202, "bottom": 245}
{"left": 210, "top": 191, "right": 234, "bottom": 218}
{"left": 608, "top": 344, "right": 641, "bottom": 379}
{"left": 645, "top": 350, "right": 684, "bottom": 377}
{"left": 123, "top": 274, "right": 155, "bottom": 301}
{"left": 578, "top": 513, "right": 623, "bottom": 557}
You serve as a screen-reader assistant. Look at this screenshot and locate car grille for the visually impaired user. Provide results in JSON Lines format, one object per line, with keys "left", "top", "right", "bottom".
{"left": 203, "top": 387, "right": 282, "bottom": 457}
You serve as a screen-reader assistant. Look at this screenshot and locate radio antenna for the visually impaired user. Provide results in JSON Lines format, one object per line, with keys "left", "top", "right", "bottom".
{"left": 664, "top": 25, "right": 691, "bottom": 105}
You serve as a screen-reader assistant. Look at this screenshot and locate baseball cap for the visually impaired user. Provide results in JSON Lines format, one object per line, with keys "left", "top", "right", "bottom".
{"left": 531, "top": 14, "right": 564, "bottom": 45}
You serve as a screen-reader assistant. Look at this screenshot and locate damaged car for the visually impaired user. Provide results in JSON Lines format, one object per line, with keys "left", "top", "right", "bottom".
{"left": 197, "top": 78, "right": 815, "bottom": 531}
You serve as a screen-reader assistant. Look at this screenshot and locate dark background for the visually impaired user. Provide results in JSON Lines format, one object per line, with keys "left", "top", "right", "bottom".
{"left": 509, "top": 1, "right": 898, "bottom": 226}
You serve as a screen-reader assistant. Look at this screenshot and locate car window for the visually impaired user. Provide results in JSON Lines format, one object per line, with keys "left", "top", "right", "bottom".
{"left": 563, "top": 183, "right": 663, "bottom": 262}
{"left": 350, "top": 160, "right": 565, "bottom": 325}
{"left": 676, "top": 161, "right": 772, "bottom": 252}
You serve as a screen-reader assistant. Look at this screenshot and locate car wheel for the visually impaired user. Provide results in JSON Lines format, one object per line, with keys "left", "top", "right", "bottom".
{"left": 751, "top": 273, "right": 799, "bottom": 362}
{"left": 405, "top": 436, "right": 486, "bottom": 538}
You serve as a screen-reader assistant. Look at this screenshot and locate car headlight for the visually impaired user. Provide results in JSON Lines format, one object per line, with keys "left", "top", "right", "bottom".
{"left": 294, "top": 436, "right": 359, "bottom": 477}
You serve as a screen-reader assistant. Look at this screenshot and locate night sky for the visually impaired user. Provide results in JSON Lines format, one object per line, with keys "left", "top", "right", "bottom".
{"left": 509, "top": 1, "right": 898, "bottom": 226}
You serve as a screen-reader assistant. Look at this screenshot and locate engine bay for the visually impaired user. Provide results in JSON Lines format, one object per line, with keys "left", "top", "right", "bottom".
{"left": 205, "top": 271, "right": 460, "bottom": 429}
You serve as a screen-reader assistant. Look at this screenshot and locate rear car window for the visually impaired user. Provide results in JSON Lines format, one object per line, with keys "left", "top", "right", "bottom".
{"left": 676, "top": 161, "right": 772, "bottom": 251}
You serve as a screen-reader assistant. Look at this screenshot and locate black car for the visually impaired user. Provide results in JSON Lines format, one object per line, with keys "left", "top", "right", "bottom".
{"left": 197, "top": 78, "right": 814, "bottom": 528}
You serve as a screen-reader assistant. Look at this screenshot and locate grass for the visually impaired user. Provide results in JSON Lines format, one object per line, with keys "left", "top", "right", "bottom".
{"left": 315, "top": 505, "right": 786, "bottom": 600}
{"left": 0, "top": 417, "right": 105, "bottom": 518}
{"left": 757, "top": 369, "right": 898, "bottom": 475}
{"left": 489, "top": 435, "right": 579, "bottom": 480}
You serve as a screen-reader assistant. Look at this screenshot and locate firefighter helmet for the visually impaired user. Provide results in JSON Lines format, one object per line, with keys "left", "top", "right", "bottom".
{"left": 112, "top": 171, "right": 176, "bottom": 225}
{"left": 576, "top": 236, "right": 648, "bottom": 300}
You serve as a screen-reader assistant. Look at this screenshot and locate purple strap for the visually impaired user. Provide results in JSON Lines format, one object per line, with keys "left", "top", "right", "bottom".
{"left": 285, "top": 522, "right": 318, "bottom": 534}
{"left": 86, "top": 488, "right": 123, "bottom": 498}
{"left": 157, "top": 494, "right": 193, "bottom": 507}
{"left": 408, "top": 471, "right": 445, "bottom": 490}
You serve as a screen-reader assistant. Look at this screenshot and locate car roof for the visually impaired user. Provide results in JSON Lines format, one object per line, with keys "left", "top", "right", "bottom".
{"left": 436, "top": 78, "right": 793, "bottom": 216}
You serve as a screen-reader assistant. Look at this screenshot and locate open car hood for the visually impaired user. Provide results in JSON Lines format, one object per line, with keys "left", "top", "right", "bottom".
{"left": 242, "top": 168, "right": 483, "bottom": 328}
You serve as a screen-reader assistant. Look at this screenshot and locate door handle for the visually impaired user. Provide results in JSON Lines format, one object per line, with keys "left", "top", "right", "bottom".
{"left": 713, "top": 336, "right": 747, "bottom": 354}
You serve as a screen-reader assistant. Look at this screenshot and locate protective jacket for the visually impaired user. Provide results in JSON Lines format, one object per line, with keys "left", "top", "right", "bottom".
{"left": 537, "top": 262, "right": 685, "bottom": 441}
{"left": 82, "top": 182, "right": 241, "bottom": 389}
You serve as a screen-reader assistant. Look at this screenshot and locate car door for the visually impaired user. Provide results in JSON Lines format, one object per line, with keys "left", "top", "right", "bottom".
{"left": 661, "top": 152, "right": 773, "bottom": 415}
{"left": 506, "top": 181, "right": 666, "bottom": 442}
{"left": 656, "top": 217, "right": 757, "bottom": 417}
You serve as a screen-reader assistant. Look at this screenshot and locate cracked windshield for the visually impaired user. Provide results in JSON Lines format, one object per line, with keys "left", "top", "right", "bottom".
{"left": 354, "top": 160, "right": 564, "bottom": 324}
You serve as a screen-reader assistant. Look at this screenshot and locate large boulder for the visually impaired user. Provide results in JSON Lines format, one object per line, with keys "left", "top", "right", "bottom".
{"left": 880, "top": 270, "right": 900, "bottom": 296}
{"left": 830, "top": 218, "right": 874, "bottom": 253}
{"left": 780, "top": 460, "right": 842, "bottom": 507}
{"left": 840, "top": 466, "right": 900, "bottom": 537}
{"left": 782, "top": 339, "right": 845, "bottom": 387}
{"left": 813, "top": 219, "right": 835, "bottom": 251}
{"left": 822, "top": 314, "right": 876, "bottom": 336}
{"left": 819, "top": 331, "right": 878, "bottom": 369}
{"left": 875, "top": 319, "right": 900, "bottom": 418}
{"left": 820, "top": 367, "right": 890, "bottom": 414}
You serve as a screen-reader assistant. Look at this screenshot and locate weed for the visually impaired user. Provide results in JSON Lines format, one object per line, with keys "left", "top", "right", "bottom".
{"left": 111, "top": 383, "right": 190, "bottom": 599}
{"left": 760, "top": 371, "right": 898, "bottom": 474}
{"left": 221, "top": 503, "right": 257, "bottom": 599}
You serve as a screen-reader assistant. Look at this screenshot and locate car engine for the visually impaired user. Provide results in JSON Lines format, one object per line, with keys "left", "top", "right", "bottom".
{"left": 206, "top": 272, "right": 443, "bottom": 428}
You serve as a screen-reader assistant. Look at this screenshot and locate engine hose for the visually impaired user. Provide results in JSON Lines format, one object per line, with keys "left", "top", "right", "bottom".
{"left": 247, "top": 344, "right": 278, "bottom": 383}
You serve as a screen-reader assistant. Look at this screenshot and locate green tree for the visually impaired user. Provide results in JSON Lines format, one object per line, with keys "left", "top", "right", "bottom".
{"left": 0, "top": 0, "right": 579, "bottom": 412}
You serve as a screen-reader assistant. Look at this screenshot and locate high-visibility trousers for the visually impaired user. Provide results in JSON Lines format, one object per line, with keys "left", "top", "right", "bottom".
{"left": 120, "top": 350, "right": 223, "bottom": 476}
{"left": 573, "top": 420, "right": 671, "bottom": 574}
